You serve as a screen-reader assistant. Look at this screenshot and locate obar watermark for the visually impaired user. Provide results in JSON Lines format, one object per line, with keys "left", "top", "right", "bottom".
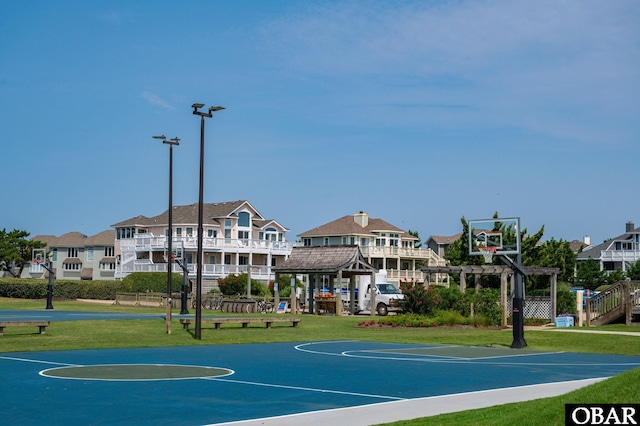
{"left": 566, "top": 404, "right": 639, "bottom": 425}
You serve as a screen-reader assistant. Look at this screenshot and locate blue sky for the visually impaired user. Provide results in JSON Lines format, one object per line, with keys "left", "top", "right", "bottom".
{"left": 1, "top": 1, "right": 638, "bottom": 245}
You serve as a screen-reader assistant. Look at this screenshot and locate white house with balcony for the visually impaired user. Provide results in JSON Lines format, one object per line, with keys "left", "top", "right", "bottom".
{"left": 298, "top": 211, "right": 445, "bottom": 284}
{"left": 576, "top": 221, "right": 640, "bottom": 272}
{"left": 112, "top": 200, "right": 292, "bottom": 283}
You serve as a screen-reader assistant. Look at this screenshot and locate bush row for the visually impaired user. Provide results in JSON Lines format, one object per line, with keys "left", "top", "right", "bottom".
{"left": 0, "top": 278, "right": 129, "bottom": 300}
{"left": 0, "top": 273, "right": 189, "bottom": 300}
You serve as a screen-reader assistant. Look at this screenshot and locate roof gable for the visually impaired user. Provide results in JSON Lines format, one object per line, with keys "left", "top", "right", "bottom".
{"left": 273, "top": 246, "right": 376, "bottom": 274}
{"left": 299, "top": 214, "right": 410, "bottom": 238}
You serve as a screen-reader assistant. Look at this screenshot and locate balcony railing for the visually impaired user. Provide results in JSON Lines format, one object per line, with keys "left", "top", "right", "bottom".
{"left": 353, "top": 245, "right": 440, "bottom": 260}
{"left": 116, "top": 261, "right": 276, "bottom": 281}
{"left": 600, "top": 249, "right": 640, "bottom": 262}
{"left": 119, "top": 235, "right": 293, "bottom": 253}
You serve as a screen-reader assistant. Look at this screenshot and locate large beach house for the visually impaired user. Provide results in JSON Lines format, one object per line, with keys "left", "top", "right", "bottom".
{"left": 298, "top": 211, "right": 445, "bottom": 284}
{"left": 112, "top": 200, "right": 292, "bottom": 283}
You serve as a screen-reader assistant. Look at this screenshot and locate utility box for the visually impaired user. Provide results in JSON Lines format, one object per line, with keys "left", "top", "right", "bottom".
{"left": 555, "top": 316, "right": 574, "bottom": 328}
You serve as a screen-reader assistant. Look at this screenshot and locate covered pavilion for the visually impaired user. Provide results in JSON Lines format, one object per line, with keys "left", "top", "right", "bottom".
{"left": 272, "top": 245, "right": 377, "bottom": 315}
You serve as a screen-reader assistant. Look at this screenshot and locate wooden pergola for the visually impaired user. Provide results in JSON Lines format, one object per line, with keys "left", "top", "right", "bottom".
{"left": 272, "top": 246, "right": 377, "bottom": 315}
{"left": 422, "top": 265, "right": 561, "bottom": 326}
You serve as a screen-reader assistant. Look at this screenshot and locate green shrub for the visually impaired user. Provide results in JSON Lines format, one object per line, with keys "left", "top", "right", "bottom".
{"left": 0, "top": 278, "right": 129, "bottom": 300}
{"left": 378, "top": 313, "right": 438, "bottom": 328}
{"left": 398, "top": 281, "right": 438, "bottom": 315}
{"left": 433, "top": 309, "right": 469, "bottom": 326}
{"left": 122, "top": 272, "right": 182, "bottom": 293}
{"left": 556, "top": 289, "right": 577, "bottom": 315}
{"left": 434, "top": 286, "right": 466, "bottom": 312}
{"left": 217, "top": 273, "right": 271, "bottom": 297}
{"left": 469, "top": 314, "right": 492, "bottom": 327}
{"left": 463, "top": 288, "right": 502, "bottom": 326}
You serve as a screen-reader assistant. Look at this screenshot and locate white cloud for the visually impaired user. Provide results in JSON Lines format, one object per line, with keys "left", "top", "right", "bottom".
{"left": 259, "top": 0, "right": 639, "bottom": 146}
{"left": 141, "top": 91, "right": 175, "bottom": 110}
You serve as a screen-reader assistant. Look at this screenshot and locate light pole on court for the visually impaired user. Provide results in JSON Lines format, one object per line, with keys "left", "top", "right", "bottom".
{"left": 153, "top": 135, "right": 180, "bottom": 334}
{"left": 192, "top": 103, "right": 225, "bottom": 340}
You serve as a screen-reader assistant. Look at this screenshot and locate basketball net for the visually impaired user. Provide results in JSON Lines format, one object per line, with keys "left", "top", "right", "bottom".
{"left": 478, "top": 246, "right": 496, "bottom": 263}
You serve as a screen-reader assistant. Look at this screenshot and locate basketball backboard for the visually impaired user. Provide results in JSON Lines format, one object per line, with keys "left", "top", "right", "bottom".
{"left": 468, "top": 217, "right": 521, "bottom": 256}
{"left": 32, "top": 248, "right": 47, "bottom": 264}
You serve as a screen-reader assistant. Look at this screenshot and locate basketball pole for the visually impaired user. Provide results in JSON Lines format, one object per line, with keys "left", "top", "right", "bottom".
{"left": 498, "top": 254, "right": 527, "bottom": 348}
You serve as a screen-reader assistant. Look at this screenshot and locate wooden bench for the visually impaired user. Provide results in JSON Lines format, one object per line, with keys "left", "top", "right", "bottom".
{"left": 180, "top": 317, "right": 300, "bottom": 330}
{"left": 0, "top": 321, "right": 50, "bottom": 336}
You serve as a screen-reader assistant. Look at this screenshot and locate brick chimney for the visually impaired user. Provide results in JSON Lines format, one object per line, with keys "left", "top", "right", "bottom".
{"left": 626, "top": 221, "right": 635, "bottom": 233}
{"left": 354, "top": 211, "right": 368, "bottom": 228}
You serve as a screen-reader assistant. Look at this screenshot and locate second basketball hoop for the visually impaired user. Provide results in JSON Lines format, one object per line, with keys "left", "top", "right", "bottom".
{"left": 478, "top": 245, "right": 497, "bottom": 263}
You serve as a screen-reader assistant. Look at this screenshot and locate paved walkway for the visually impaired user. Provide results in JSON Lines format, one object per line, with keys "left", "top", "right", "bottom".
{"left": 219, "top": 378, "right": 603, "bottom": 426}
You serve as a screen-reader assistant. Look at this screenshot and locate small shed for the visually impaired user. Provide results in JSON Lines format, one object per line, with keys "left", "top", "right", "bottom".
{"left": 272, "top": 245, "right": 377, "bottom": 315}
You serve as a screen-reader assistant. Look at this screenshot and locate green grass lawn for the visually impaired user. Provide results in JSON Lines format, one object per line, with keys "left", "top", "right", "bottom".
{"left": 2, "top": 297, "right": 639, "bottom": 425}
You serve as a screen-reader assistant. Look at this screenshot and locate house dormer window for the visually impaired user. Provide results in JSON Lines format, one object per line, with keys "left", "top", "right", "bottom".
{"left": 238, "top": 211, "right": 250, "bottom": 227}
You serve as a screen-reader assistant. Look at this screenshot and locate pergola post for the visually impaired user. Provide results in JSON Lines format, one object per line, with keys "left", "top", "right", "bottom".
{"left": 501, "top": 269, "right": 509, "bottom": 327}
{"left": 460, "top": 272, "right": 467, "bottom": 292}
{"left": 290, "top": 275, "right": 297, "bottom": 315}
{"left": 550, "top": 272, "right": 557, "bottom": 321}
{"left": 336, "top": 271, "right": 343, "bottom": 316}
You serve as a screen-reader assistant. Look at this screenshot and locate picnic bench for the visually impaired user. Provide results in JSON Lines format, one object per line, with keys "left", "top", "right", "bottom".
{"left": 0, "top": 321, "right": 50, "bottom": 336}
{"left": 180, "top": 317, "right": 300, "bottom": 330}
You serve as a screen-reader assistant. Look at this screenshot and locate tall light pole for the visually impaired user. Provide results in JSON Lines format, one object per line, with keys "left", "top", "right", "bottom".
{"left": 192, "top": 103, "right": 225, "bottom": 340}
{"left": 153, "top": 135, "right": 180, "bottom": 335}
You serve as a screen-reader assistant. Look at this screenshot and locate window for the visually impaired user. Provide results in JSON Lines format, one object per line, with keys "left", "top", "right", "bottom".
{"left": 265, "top": 227, "right": 277, "bottom": 241}
{"left": 224, "top": 220, "right": 232, "bottom": 239}
{"left": 238, "top": 211, "right": 250, "bottom": 227}
{"left": 239, "top": 256, "right": 249, "bottom": 265}
{"left": 360, "top": 238, "right": 369, "bottom": 246}
{"left": 117, "top": 228, "right": 136, "bottom": 239}
{"left": 207, "top": 229, "right": 217, "bottom": 238}
{"left": 87, "top": 248, "right": 93, "bottom": 261}
{"left": 68, "top": 248, "right": 78, "bottom": 257}
{"left": 389, "top": 233, "right": 399, "bottom": 247}
{"left": 105, "top": 247, "right": 115, "bottom": 256}
{"left": 303, "top": 238, "right": 311, "bottom": 247}
{"left": 186, "top": 227, "right": 193, "bottom": 237}
{"left": 375, "top": 237, "right": 386, "bottom": 247}
{"left": 324, "top": 237, "right": 329, "bottom": 246}
{"left": 100, "top": 261, "right": 115, "bottom": 270}
{"left": 224, "top": 254, "right": 232, "bottom": 265}
{"left": 176, "top": 228, "right": 182, "bottom": 237}
{"left": 63, "top": 263, "right": 80, "bottom": 271}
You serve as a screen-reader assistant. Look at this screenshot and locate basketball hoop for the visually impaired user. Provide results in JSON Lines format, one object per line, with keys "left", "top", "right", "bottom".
{"left": 478, "top": 246, "right": 496, "bottom": 263}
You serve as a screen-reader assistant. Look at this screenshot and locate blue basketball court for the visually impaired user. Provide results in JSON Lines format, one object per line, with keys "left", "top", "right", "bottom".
{"left": 2, "top": 309, "right": 640, "bottom": 424}
{"left": 2, "top": 335, "right": 640, "bottom": 425}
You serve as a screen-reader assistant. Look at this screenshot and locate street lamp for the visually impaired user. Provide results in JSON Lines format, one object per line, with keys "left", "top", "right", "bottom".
{"left": 192, "top": 103, "right": 225, "bottom": 340}
{"left": 153, "top": 135, "right": 180, "bottom": 335}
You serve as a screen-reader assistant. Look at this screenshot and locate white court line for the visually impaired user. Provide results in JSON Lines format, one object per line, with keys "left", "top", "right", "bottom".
{"left": 295, "top": 341, "right": 640, "bottom": 367}
{"left": 204, "top": 376, "right": 405, "bottom": 401}
{"left": 0, "top": 355, "right": 76, "bottom": 367}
